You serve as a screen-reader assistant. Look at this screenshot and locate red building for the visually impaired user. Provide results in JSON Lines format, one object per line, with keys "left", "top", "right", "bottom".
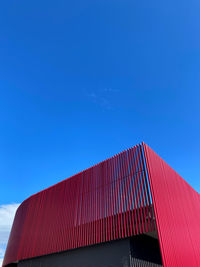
{"left": 3, "top": 143, "right": 200, "bottom": 267}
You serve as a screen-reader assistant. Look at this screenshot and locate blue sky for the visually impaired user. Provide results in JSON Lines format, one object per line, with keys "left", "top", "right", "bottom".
{"left": 0, "top": 1, "right": 200, "bottom": 256}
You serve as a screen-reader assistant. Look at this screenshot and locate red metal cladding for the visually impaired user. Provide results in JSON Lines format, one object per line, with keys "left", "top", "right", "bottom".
{"left": 4, "top": 143, "right": 200, "bottom": 267}
{"left": 3, "top": 144, "right": 156, "bottom": 267}
{"left": 143, "top": 143, "right": 200, "bottom": 267}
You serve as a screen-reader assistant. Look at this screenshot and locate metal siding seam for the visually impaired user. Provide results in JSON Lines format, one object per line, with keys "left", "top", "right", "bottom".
{"left": 111, "top": 157, "right": 116, "bottom": 240}
{"left": 71, "top": 179, "right": 75, "bottom": 249}
{"left": 83, "top": 171, "right": 86, "bottom": 247}
{"left": 50, "top": 188, "right": 55, "bottom": 254}
{"left": 110, "top": 158, "right": 115, "bottom": 240}
{"left": 72, "top": 179, "right": 77, "bottom": 248}
{"left": 92, "top": 166, "right": 96, "bottom": 245}
{"left": 21, "top": 199, "right": 29, "bottom": 258}
{"left": 98, "top": 164, "right": 101, "bottom": 243}
{"left": 94, "top": 165, "right": 98, "bottom": 244}
{"left": 99, "top": 162, "right": 102, "bottom": 243}
{"left": 80, "top": 174, "right": 83, "bottom": 247}
{"left": 107, "top": 160, "right": 111, "bottom": 241}
{"left": 92, "top": 167, "right": 95, "bottom": 244}
{"left": 42, "top": 190, "right": 48, "bottom": 255}
{"left": 103, "top": 161, "right": 107, "bottom": 242}
{"left": 28, "top": 196, "right": 37, "bottom": 257}
{"left": 94, "top": 165, "right": 97, "bottom": 245}
{"left": 16, "top": 200, "right": 28, "bottom": 261}
{"left": 65, "top": 180, "right": 70, "bottom": 250}
{"left": 85, "top": 171, "right": 88, "bottom": 247}
{"left": 95, "top": 165, "right": 97, "bottom": 244}
{"left": 143, "top": 143, "right": 167, "bottom": 267}
{"left": 107, "top": 159, "right": 111, "bottom": 240}
{"left": 133, "top": 147, "right": 145, "bottom": 234}
{"left": 109, "top": 159, "right": 112, "bottom": 240}
{"left": 59, "top": 182, "right": 66, "bottom": 252}
{"left": 51, "top": 189, "right": 55, "bottom": 254}
{"left": 102, "top": 162, "right": 105, "bottom": 243}
{"left": 105, "top": 161, "right": 108, "bottom": 241}
{"left": 134, "top": 146, "right": 146, "bottom": 233}
{"left": 139, "top": 144, "right": 154, "bottom": 232}
{"left": 89, "top": 168, "right": 92, "bottom": 246}
{"left": 16, "top": 201, "right": 25, "bottom": 260}
{"left": 83, "top": 171, "right": 87, "bottom": 247}
{"left": 100, "top": 163, "right": 103, "bottom": 243}
{"left": 124, "top": 149, "right": 135, "bottom": 236}
{"left": 79, "top": 172, "right": 84, "bottom": 247}
{"left": 118, "top": 154, "right": 125, "bottom": 238}
{"left": 119, "top": 152, "right": 128, "bottom": 237}
{"left": 56, "top": 185, "right": 61, "bottom": 251}
{"left": 67, "top": 180, "right": 72, "bottom": 250}
{"left": 122, "top": 152, "right": 129, "bottom": 237}
{"left": 102, "top": 162, "right": 105, "bottom": 242}
{"left": 74, "top": 176, "right": 79, "bottom": 248}
{"left": 53, "top": 187, "right": 57, "bottom": 253}
{"left": 35, "top": 192, "right": 45, "bottom": 255}
{"left": 91, "top": 168, "right": 94, "bottom": 245}
{"left": 97, "top": 164, "right": 100, "bottom": 244}
{"left": 110, "top": 157, "right": 116, "bottom": 239}
{"left": 101, "top": 162, "right": 105, "bottom": 243}
{"left": 127, "top": 149, "right": 137, "bottom": 235}
{"left": 129, "top": 148, "right": 142, "bottom": 234}
{"left": 135, "top": 145, "right": 148, "bottom": 233}
{"left": 71, "top": 180, "right": 75, "bottom": 249}
{"left": 112, "top": 156, "right": 118, "bottom": 239}
{"left": 65, "top": 183, "right": 69, "bottom": 250}
{"left": 105, "top": 160, "right": 108, "bottom": 242}
{"left": 90, "top": 167, "right": 93, "bottom": 246}
{"left": 137, "top": 145, "right": 150, "bottom": 232}
{"left": 82, "top": 171, "right": 86, "bottom": 247}
{"left": 117, "top": 154, "right": 125, "bottom": 238}
{"left": 97, "top": 163, "right": 100, "bottom": 244}
{"left": 127, "top": 148, "right": 139, "bottom": 234}
{"left": 114, "top": 155, "right": 121, "bottom": 239}
{"left": 85, "top": 171, "right": 89, "bottom": 247}
{"left": 121, "top": 151, "right": 131, "bottom": 237}
{"left": 87, "top": 169, "right": 91, "bottom": 246}
{"left": 160, "top": 152, "right": 180, "bottom": 266}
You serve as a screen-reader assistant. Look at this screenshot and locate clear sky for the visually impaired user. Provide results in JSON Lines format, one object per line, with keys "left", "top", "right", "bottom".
{"left": 1, "top": 1, "right": 200, "bottom": 207}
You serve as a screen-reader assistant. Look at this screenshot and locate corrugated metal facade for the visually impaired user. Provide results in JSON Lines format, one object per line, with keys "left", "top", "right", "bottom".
{"left": 144, "top": 144, "right": 200, "bottom": 267}
{"left": 3, "top": 143, "right": 200, "bottom": 267}
{"left": 3, "top": 144, "right": 155, "bottom": 267}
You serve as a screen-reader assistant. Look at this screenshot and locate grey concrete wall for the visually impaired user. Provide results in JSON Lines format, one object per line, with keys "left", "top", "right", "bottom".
{"left": 17, "top": 236, "right": 162, "bottom": 267}
{"left": 18, "top": 239, "right": 131, "bottom": 267}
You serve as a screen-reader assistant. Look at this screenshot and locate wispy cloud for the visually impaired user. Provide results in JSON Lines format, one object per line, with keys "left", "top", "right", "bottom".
{"left": 103, "top": 87, "right": 119, "bottom": 93}
{"left": 0, "top": 203, "right": 20, "bottom": 266}
{"left": 84, "top": 87, "right": 119, "bottom": 110}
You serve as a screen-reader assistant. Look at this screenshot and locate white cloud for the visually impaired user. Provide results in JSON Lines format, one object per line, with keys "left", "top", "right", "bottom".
{"left": 83, "top": 87, "right": 119, "bottom": 110}
{"left": 0, "top": 203, "right": 20, "bottom": 267}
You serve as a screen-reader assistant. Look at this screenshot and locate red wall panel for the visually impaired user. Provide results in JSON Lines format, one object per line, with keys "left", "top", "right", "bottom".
{"left": 143, "top": 144, "right": 200, "bottom": 267}
{"left": 4, "top": 143, "right": 199, "bottom": 267}
{"left": 3, "top": 144, "right": 155, "bottom": 267}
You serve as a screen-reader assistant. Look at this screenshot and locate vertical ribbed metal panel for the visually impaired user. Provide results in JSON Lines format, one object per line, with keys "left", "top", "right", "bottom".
{"left": 3, "top": 144, "right": 155, "bottom": 266}
{"left": 143, "top": 143, "right": 200, "bottom": 267}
